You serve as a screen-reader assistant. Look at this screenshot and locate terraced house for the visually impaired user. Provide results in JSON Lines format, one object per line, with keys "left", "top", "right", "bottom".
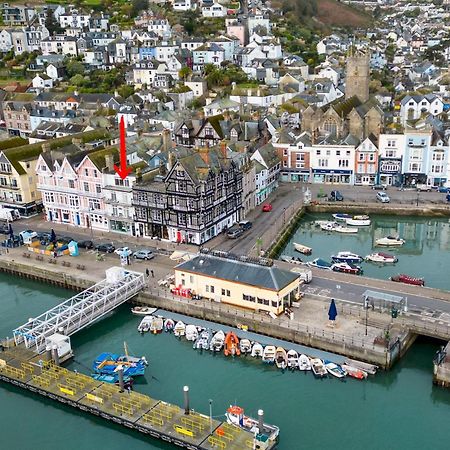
{"left": 132, "top": 145, "right": 243, "bottom": 244}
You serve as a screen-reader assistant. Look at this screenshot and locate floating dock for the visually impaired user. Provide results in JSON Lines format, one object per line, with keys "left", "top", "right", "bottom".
{"left": 0, "top": 346, "right": 277, "bottom": 450}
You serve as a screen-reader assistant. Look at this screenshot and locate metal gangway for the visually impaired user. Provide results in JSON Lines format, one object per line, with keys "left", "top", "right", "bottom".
{"left": 12, "top": 268, "right": 146, "bottom": 353}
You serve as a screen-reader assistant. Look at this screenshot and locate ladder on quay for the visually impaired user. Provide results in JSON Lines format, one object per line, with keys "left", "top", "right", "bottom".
{"left": 12, "top": 268, "right": 146, "bottom": 353}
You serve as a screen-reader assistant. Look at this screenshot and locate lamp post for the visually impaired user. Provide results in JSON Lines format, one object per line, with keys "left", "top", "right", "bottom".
{"left": 283, "top": 207, "right": 286, "bottom": 226}
{"left": 209, "top": 399, "right": 213, "bottom": 434}
{"left": 88, "top": 208, "right": 94, "bottom": 239}
{"left": 416, "top": 190, "right": 419, "bottom": 207}
{"left": 364, "top": 296, "right": 369, "bottom": 336}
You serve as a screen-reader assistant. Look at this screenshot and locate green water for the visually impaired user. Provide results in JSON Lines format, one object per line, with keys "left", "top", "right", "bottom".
{"left": 282, "top": 213, "right": 450, "bottom": 289}
{"left": 1, "top": 274, "right": 450, "bottom": 450}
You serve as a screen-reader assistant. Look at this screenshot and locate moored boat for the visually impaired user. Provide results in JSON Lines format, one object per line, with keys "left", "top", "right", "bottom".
{"left": 185, "top": 324, "right": 199, "bottom": 341}
{"left": 341, "top": 364, "right": 367, "bottom": 380}
{"left": 345, "top": 215, "right": 371, "bottom": 226}
{"left": 173, "top": 321, "right": 186, "bottom": 337}
{"left": 194, "top": 328, "right": 211, "bottom": 350}
{"left": 375, "top": 236, "right": 405, "bottom": 246}
{"left": 331, "top": 262, "right": 363, "bottom": 275}
{"left": 390, "top": 274, "right": 424, "bottom": 286}
{"left": 310, "top": 358, "right": 327, "bottom": 378}
{"left": 275, "top": 347, "right": 288, "bottom": 370}
{"left": 250, "top": 342, "right": 264, "bottom": 357}
{"left": 365, "top": 252, "right": 398, "bottom": 264}
{"left": 163, "top": 318, "right": 175, "bottom": 332}
{"left": 287, "top": 349, "right": 299, "bottom": 370}
{"left": 307, "top": 258, "right": 332, "bottom": 270}
{"left": 332, "top": 213, "right": 353, "bottom": 221}
{"left": 262, "top": 345, "right": 276, "bottom": 364}
{"left": 137, "top": 315, "right": 152, "bottom": 333}
{"left": 299, "top": 354, "right": 311, "bottom": 371}
{"left": 280, "top": 254, "right": 303, "bottom": 265}
{"left": 150, "top": 316, "right": 163, "bottom": 334}
{"left": 334, "top": 225, "right": 358, "bottom": 234}
{"left": 324, "top": 360, "right": 347, "bottom": 378}
{"left": 91, "top": 373, "right": 134, "bottom": 388}
{"left": 210, "top": 330, "right": 225, "bottom": 352}
{"left": 331, "top": 251, "right": 363, "bottom": 263}
{"left": 320, "top": 222, "right": 336, "bottom": 231}
{"left": 239, "top": 338, "right": 252, "bottom": 354}
{"left": 131, "top": 306, "right": 158, "bottom": 316}
{"left": 224, "top": 331, "right": 240, "bottom": 356}
{"left": 293, "top": 242, "right": 312, "bottom": 255}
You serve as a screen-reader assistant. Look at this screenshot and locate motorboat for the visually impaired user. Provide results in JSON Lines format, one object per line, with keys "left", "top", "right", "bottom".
{"left": 345, "top": 215, "right": 371, "bottom": 226}
{"left": 224, "top": 331, "right": 240, "bottom": 356}
{"left": 375, "top": 236, "right": 405, "bottom": 246}
{"left": 194, "top": 328, "right": 211, "bottom": 350}
{"left": 262, "top": 345, "right": 276, "bottom": 364}
{"left": 287, "top": 349, "right": 299, "bottom": 370}
{"left": 137, "top": 315, "right": 152, "bottom": 333}
{"left": 341, "top": 364, "right": 367, "bottom": 380}
{"left": 210, "top": 330, "right": 225, "bottom": 352}
{"left": 225, "top": 405, "right": 280, "bottom": 445}
{"left": 239, "top": 338, "right": 252, "bottom": 354}
{"left": 91, "top": 373, "right": 134, "bottom": 389}
{"left": 365, "top": 252, "right": 398, "bottom": 264}
{"left": 310, "top": 358, "right": 327, "bottom": 378}
{"left": 173, "top": 321, "right": 186, "bottom": 338}
{"left": 280, "top": 254, "right": 303, "bottom": 265}
{"left": 307, "top": 258, "right": 332, "bottom": 270}
{"left": 185, "top": 324, "right": 199, "bottom": 341}
{"left": 320, "top": 222, "right": 336, "bottom": 232}
{"left": 331, "top": 262, "right": 363, "bottom": 275}
{"left": 150, "top": 316, "right": 163, "bottom": 334}
{"left": 332, "top": 213, "right": 353, "bottom": 222}
{"left": 250, "top": 342, "right": 264, "bottom": 358}
{"left": 275, "top": 347, "right": 288, "bottom": 370}
{"left": 163, "top": 318, "right": 175, "bottom": 332}
{"left": 334, "top": 225, "right": 358, "bottom": 234}
{"left": 315, "top": 220, "right": 334, "bottom": 227}
{"left": 324, "top": 360, "right": 347, "bottom": 378}
{"left": 390, "top": 274, "right": 424, "bottom": 286}
{"left": 299, "top": 354, "right": 311, "bottom": 371}
{"left": 331, "top": 251, "right": 363, "bottom": 263}
{"left": 131, "top": 306, "right": 158, "bottom": 316}
{"left": 293, "top": 243, "right": 312, "bottom": 255}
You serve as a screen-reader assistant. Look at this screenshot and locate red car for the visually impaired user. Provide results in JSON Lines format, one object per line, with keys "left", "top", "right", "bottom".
{"left": 262, "top": 203, "right": 272, "bottom": 212}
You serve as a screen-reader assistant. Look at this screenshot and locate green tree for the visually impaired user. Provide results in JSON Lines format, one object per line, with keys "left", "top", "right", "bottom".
{"left": 70, "top": 74, "right": 85, "bottom": 86}
{"left": 131, "top": 0, "right": 149, "bottom": 17}
{"left": 178, "top": 66, "right": 193, "bottom": 81}
{"left": 117, "top": 85, "right": 134, "bottom": 98}
{"left": 66, "top": 60, "right": 85, "bottom": 77}
{"left": 45, "top": 11, "right": 62, "bottom": 35}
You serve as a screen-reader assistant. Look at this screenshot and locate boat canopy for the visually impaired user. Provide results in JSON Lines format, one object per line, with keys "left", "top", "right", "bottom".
{"left": 362, "top": 289, "right": 407, "bottom": 312}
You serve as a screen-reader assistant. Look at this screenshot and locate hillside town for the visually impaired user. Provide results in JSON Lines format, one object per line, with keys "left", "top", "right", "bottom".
{"left": 0, "top": 0, "right": 450, "bottom": 244}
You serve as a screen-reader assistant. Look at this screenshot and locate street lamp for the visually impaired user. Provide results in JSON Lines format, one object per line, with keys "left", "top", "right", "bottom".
{"left": 209, "top": 399, "right": 213, "bottom": 434}
{"left": 416, "top": 190, "right": 419, "bottom": 207}
{"left": 88, "top": 208, "right": 94, "bottom": 239}
{"left": 364, "top": 296, "right": 369, "bottom": 336}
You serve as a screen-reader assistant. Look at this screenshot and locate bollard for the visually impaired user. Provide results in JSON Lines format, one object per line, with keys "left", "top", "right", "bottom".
{"left": 258, "top": 409, "right": 264, "bottom": 434}
{"left": 183, "top": 385, "right": 190, "bottom": 415}
{"left": 45, "top": 345, "right": 52, "bottom": 362}
{"left": 51, "top": 345, "right": 60, "bottom": 366}
{"left": 118, "top": 366, "right": 124, "bottom": 392}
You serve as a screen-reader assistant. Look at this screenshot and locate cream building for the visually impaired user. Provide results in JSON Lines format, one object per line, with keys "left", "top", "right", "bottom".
{"left": 174, "top": 252, "right": 301, "bottom": 316}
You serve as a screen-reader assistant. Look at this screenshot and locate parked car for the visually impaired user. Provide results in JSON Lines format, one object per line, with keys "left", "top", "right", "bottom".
{"left": 95, "top": 243, "right": 115, "bottom": 253}
{"left": 446, "top": 193, "right": 450, "bottom": 202}
{"left": 262, "top": 203, "right": 273, "bottom": 212}
{"left": 115, "top": 246, "right": 131, "bottom": 255}
{"left": 227, "top": 226, "right": 244, "bottom": 239}
{"left": 376, "top": 192, "right": 390, "bottom": 203}
{"left": 328, "top": 190, "right": 344, "bottom": 201}
{"left": 372, "top": 184, "right": 387, "bottom": 190}
{"left": 239, "top": 220, "right": 253, "bottom": 231}
{"left": 77, "top": 240, "right": 94, "bottom": 249}
{"left": 438, "top": 186, "right": 449, "bottom": 193}
{"left": 20, "top": 229, "right": 37, "bottom": 239}
{"left": 416, "top": 184, "right": 431, "bottom": 192}
{"left": 0, "top": 224, "right": 9, "bottom": 234}
{"left": 133, "top": 249, "right": 155, "bottom": 260}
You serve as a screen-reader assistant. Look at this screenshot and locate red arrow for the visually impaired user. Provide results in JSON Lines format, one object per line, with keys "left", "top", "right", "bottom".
{"left": 114, "top": 116, "right": 132, "bottom": 180}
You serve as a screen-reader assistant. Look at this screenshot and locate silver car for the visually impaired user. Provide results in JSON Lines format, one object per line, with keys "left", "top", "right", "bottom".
{"left": 133, "top": 249, "right": 155, "bottom": 260}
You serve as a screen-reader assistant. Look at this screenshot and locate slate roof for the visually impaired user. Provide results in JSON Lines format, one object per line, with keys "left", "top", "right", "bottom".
{"left": 176, "top": 254, "right": 299, "bottom": 291}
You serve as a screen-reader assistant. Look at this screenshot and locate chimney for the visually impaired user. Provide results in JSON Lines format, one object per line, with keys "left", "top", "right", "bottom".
{"left": 168, "top": 151, "right": 176, "bottom": 171}
{"left": 162, "top": 128, "right": 171, "bottom": 151}
{"left": 220, "top": 140, "right": 227, "bottom": 158}
{"left": 105, "top": 153, "right": 114, "bottom": 172}
{"left": 135, "top": 167, "right": 142, "bottom": 182}
{"left": 42, "top": 142, "right": 51, "bottom": 152}
{"left": 198, "top": 146, "right": 210, "bottom": 166}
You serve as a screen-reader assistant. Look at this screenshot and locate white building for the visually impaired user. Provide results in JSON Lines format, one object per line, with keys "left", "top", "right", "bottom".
{"left": 202, "top": 1, "right": 227, "bottom": 17}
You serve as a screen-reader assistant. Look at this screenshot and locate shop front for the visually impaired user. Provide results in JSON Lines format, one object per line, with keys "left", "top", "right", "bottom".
{"left": 402, "top": 173, "right": 427, "bottom": 187}
{"left": 280, "top": 168, "right": 311, "bottom": 183}
{"left": 378, "top": 158, "right": 402, "bottom": 187}
{"left": 312, "top": 169, "right": 353, "bottom": 184}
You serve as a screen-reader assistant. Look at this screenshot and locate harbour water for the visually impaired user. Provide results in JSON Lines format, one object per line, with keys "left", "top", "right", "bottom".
{"left": 1, "top": 273, "right": 450, "bottom": 449}
{"left": 282, "top": 212, "right": 450, "bottom": 290}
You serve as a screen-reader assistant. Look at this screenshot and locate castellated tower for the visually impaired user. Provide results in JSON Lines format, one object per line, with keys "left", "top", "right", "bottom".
{"left": 345, "top": 48, "right": 370, "bottom": 103}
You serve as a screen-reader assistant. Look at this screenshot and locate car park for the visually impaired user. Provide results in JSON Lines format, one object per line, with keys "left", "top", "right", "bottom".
{"left": 239, "top": 220, "right": 252, "bottom": 231}
{"left": 328, "top": 190, "right": 344, "bottom": 201}
{"left": 133, "top": 249, "right": 155, "bottom": 260}
{"left": 227, "top": 226, "right": 244, "bottom": 239}
{"left": 95, "top": 243, "right": 115, "bottom": 253}
{"left": 77, "top": 240, "right": 94, "bottom": 249}
{"left": 262, "top": 203, "right": 273, "bottom": 212}
{"left": 376, "top": 192, "right": 390, "bottom": 203}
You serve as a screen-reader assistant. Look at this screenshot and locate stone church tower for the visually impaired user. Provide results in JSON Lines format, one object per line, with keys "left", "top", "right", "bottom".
{"left": 345, "top": 48, "right": 370, "bottom": 103}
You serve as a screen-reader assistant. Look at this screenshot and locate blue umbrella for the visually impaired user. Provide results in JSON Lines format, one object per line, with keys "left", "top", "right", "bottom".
{"left": 50, "top": 229, "right": 56, "bottom": 243}
{"left": 328, "top": 298, "right": 338, "bottom": 321}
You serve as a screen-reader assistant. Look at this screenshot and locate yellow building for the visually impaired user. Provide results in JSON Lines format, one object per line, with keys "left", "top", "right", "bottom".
{"left": 174, "top": 252, "right": 301, "bottom": 316}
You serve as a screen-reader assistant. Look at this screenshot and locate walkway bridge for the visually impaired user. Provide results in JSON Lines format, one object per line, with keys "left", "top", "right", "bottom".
{"left": 12, "top": 268, "right": 145, "bottom": 353}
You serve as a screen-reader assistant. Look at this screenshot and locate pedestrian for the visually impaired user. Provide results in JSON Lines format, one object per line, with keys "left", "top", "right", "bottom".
{"left": 146, "top": 268, "right": 150, "bottom": 278}
{"left": 151, "top": 269, "right": 154, "bottom": 278}
{"left": 127, "top": 255, "right": 130, "bottom": 265}
{"left": 53, "top": 250, "right": 57, "bottom": 258}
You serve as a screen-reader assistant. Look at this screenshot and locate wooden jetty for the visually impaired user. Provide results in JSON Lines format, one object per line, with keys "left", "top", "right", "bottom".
{"left": 0, "top": 346, "right": 277, "bottom": 450}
